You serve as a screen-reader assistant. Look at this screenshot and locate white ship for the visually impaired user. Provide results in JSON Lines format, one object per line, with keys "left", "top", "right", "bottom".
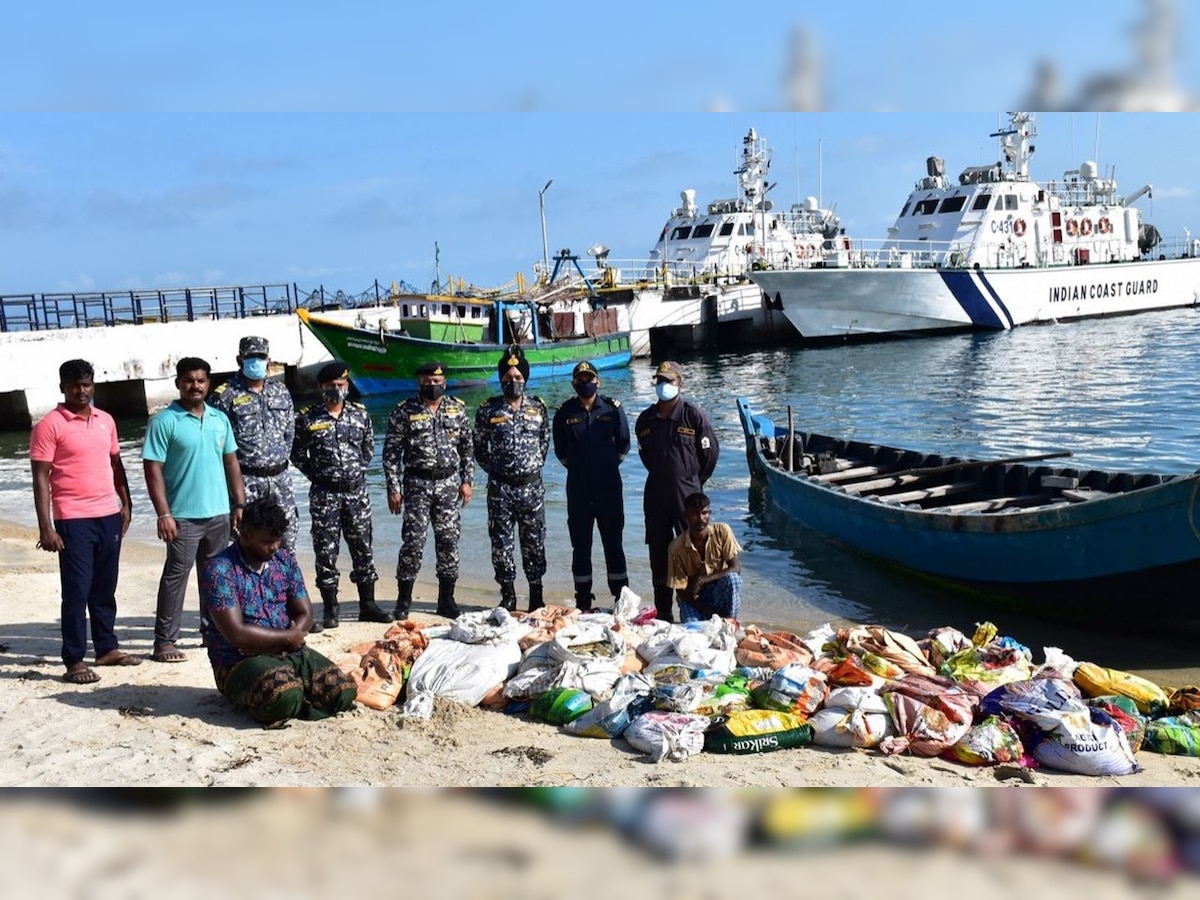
{"left": 751, "top": 112, "right": 1200, "bottom": 341}
{"left": 580, "top": 128, "right": 844, "bottom": 356}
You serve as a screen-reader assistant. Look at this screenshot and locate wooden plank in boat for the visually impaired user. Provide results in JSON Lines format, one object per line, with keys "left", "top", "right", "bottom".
{"left": 935, "top": 494, "right": 1048, "bottom": 514}
{"left": 842, "top": 473, "right": 925, "bottom": 494}
{"left": 1062, "top": 488, "right": 1112, "bottom": 502}
{"left": 812, "top": 463, "right": 881, "bottom": 484}
{"left": 1040, "top": 475, "right": 1080, "bottom": 490}
{"left": 878, "top": 482, "right": 977, "bottom": 505}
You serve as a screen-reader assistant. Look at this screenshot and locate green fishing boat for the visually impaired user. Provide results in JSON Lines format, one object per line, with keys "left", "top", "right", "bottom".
{"left": 297, "top": 295, "right": 631, "bottom": 394}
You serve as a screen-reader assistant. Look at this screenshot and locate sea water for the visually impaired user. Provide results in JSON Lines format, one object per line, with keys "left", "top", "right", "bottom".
{"left": 2, "top": 306, "right": 1199, "bottom": 680}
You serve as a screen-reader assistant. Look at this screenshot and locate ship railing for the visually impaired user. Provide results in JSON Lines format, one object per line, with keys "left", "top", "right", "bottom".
{"left": 545, "top": 257, "right": 762, "bottom": 292}
{"left": 0, "top": 283, "right": 298, "bottom": 333}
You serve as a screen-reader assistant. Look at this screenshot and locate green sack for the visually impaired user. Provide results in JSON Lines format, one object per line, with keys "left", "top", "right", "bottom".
{"left": 704, "top": 709, "right": 814, "bottom": 754}
{"left": 1143, "top": 715, "right": 1200, "bottom": 757}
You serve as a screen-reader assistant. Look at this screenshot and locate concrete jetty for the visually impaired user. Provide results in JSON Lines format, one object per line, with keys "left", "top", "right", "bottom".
{"left": 0, "top": 283, "right": 350, "bottom": 430}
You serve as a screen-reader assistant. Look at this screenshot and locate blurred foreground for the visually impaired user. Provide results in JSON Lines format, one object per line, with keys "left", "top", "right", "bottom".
{"left": 4, "top": 788, "right": 1199, "bottom": 898}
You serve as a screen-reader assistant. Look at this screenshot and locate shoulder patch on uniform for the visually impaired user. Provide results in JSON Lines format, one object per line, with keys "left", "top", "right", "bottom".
{"left": 700, "top": 436, "right": 712, "bottom": 449}
{"left": 213, "top": 384, "right": 228, "bottom": 394}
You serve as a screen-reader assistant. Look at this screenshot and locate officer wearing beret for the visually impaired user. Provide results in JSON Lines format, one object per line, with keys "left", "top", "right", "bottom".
{"left": 209, "top": 335, "right": 299, "bottom": 551}
{"left": 551, "top": 360, "right": 630, "bottom": 610}
{"left": 474, "top": 345, "right": 550, "bottom": 612}
{"left": 291, "top": 361, "right": 392, "bottom": 630}
{"left": 634, "top": 360, "right": 719, "bottom": 622}
{"left": 382, "top": 360, "right": 474, "bottom": 619}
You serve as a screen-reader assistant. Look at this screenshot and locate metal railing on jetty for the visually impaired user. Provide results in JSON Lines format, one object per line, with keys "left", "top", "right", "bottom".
{"left": 0, "top": 279, "right": 440, "bottom": 333}
{"left": 0, "top": 283, "right": 299, "bottom": 333}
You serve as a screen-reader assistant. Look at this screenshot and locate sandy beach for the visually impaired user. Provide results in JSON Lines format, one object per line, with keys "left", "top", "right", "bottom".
{"left": 2, "top": 518, "right": 1199, "bottom": 788}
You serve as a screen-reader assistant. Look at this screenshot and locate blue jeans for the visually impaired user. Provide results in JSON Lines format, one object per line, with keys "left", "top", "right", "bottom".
{"left": 678, "top": 572, "right": 742, "bottom": 623}
{"left": 56, "top": 513, "right": 123, "bottom": 666}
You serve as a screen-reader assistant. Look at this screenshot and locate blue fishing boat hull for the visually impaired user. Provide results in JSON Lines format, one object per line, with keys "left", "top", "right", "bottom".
{"left": 737, "top": 397, "right": 1200, "bottom": 626}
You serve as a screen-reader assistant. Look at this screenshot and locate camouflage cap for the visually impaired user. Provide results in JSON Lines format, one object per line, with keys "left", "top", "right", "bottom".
{"left": 239, "top": 335, "right": 269, "bottom": 356}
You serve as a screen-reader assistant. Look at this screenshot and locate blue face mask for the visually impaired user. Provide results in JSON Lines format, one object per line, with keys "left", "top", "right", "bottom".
{"left": 655, "top": 382, "right": 679, "bottom": 402}
{"left": 242, "top": 357, "right": 268, "bottom": 380}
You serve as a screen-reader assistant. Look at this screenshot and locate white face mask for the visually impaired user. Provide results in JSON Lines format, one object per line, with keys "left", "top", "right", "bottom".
{"left": 655, "top": 382, "right": 679, "bottom": 402}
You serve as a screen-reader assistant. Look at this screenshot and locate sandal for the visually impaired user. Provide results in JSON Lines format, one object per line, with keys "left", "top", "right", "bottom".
{"left": 96, "top": 650, "right": 143, "bottom": 667}
{"left": 151, "top": 645, "right": 187, "bottom": 663}
{"left": 64, "top": 664, "right": 101, "bottom": 684}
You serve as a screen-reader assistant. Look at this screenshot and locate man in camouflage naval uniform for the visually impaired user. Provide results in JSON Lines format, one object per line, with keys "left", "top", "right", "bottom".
{"left": 209, "top": 335, "right": 298, "bottom": 551}
{"left": 383, "top": 360, "right": 474, "bottom": 619}
{"left": 291, "top": 360, "right": 393, "bottom": 631}
{"left": 474, "top": 345, "right": 549, "bottom": 612}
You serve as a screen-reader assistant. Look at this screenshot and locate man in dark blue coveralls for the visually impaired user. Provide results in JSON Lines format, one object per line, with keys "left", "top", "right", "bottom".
{"left": 552, "top": 360, "right": 630, "bottom": 611}
{"left": 634, "top": 360, "right": 719, "bottom": 622}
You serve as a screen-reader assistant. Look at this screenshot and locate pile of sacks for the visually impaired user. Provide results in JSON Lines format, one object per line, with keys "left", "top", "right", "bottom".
{"left": 334, "top": 592, "right": 1200, "bottom": 775}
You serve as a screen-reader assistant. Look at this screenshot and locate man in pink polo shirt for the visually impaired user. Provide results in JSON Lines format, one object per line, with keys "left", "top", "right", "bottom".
{"left": 30, "top": 359, "right": 139, "bottom": 684}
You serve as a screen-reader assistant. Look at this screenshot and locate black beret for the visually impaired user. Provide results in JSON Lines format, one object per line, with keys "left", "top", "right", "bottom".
{"left": 498, "top": 345, "right": 530, "bottom": 381}
{"left": 317, "top": 361, "right": 349, "bottom": 383}
{"left": 415, "top": 360, "right": 445, "bottom": 377}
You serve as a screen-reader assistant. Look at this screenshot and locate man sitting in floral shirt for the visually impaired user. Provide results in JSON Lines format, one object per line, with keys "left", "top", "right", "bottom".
{"left": 199, "top": 497, "right": 356, "bottom": 725}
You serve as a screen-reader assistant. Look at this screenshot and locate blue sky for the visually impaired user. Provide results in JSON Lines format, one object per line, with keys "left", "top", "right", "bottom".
{"left": 1, "top": 112, "right": 1196, "bottom": 297}
{"left": 1, "top": 3, "right": 1198, "bottom": 296}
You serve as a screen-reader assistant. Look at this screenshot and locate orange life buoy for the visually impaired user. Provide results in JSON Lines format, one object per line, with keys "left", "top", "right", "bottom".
{"left": 1066, "top": 218, "right": 1080, "bottom": 237}
{"left": 1098, "top": 216, "right": 1112, "bottom": 234}
{"left": 1012, "top": 218, "right": 1027, "bottom": 237}
{"left": 744, "top": 243, "right": 753, "bottom": 254}
{"left": 1080, "top": 218, "right": 1093, "bottom": 237}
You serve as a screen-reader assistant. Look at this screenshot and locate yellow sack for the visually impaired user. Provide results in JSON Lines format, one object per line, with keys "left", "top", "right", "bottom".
{"left": 1073, "top": 661, "right": 1169, "bottom": 716}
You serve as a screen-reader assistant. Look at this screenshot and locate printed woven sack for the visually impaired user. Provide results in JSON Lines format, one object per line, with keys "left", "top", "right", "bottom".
{"left": 704, "top": 709, "right": 814, "bottom": 754}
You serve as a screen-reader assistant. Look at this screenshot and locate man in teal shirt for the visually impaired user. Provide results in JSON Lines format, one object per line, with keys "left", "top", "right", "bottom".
{"left": 143, "top": 357, "right": 244, "bottom": 663}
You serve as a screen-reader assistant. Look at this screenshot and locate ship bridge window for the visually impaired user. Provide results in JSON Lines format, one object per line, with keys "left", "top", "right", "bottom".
{"left": 738, "top": 223, "right": 756, "bottom": 236}
{"left": 718, "top": 222, "right": 735, "bottom": 236}
{"left": 419, "top": 304, "right": 428, "bottom": 317}
{"left": 915, "top": 199, "right": 939, "bottom": 215}
{"left": 1004, "top": 195, "right": 1019, "bottom": 210}
{"left": 938, "top": 196, "right": 967, "bottom": 214}
{"left": 972, "top": 193, "right": 991, "bottom": 211}
{"left": 456, "top": 305, "right": 467, "bottom": 318}
{"left": 899, "top": 201, "right": 911, "bottom": 217}
{"left": 693, "top": 223, "right": 715, "bottom": 238}
{"left": 441, "top": 303, "right": 451, "bottom": 315}
{"left": 471, "top": 306, "right": 482, "bottom": 319}
{"left": 670, "top": 226, "right": 692, "bottom": 240}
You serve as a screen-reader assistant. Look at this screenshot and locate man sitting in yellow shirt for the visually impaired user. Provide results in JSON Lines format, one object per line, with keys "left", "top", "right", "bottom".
{"left": 666, "top": 492, "right": 742, "bottom": 623}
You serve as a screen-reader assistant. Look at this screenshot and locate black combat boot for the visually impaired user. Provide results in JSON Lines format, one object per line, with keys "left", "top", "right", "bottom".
{"left": 653, "top": 585, "right": 675, "bottom": 624}
{"left": 357, "top": 582, "right": 394, "bottom": 624}
{"left": 394, "top": 579, "right": 414, "bottom": 620}
{"left": 436, "top": 577, "right": 461, "bottom": 619}
{"left": 573, "top": 591, "right": 594, "bottom": 613}
{"left": 528, "top": 582, "right": 544, "bottom": 612}
{"left": 318, "top": 585, "right": 339, "bottom": 630}
{"left": 499, "top": 581, "right": 517, "bottom": 611}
